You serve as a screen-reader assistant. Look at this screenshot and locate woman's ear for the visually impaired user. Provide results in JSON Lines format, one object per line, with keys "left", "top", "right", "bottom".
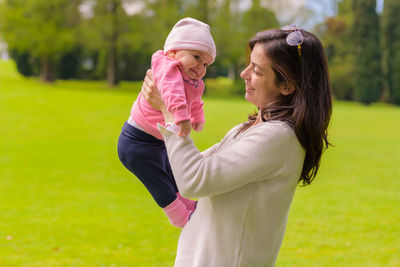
{"left": 279, "top": 82, "right": 296, "bottom": 95}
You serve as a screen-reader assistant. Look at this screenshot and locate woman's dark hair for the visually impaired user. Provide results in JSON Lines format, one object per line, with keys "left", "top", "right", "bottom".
{"left": 238, "top": 28, "right": 332, "bottom": 186}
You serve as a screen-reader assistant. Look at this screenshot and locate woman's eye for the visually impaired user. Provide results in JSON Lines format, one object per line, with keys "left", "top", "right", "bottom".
{"left": 252, "top": 68, "right": 261, "bottom": 75}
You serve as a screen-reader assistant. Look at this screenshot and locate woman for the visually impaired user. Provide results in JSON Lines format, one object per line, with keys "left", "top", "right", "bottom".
{"left": 141, "top": 26, "right": 332, "bottom": 267}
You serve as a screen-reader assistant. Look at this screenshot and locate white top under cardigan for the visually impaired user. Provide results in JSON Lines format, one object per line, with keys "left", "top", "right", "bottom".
{"left": 158, "top": 121, "right": 306, "bottom": 267}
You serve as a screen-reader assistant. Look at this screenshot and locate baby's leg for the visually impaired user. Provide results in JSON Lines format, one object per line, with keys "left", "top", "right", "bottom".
{"left": 118, "top": 122, "right": 177, "bottom": 207}
{"left": 118, "top": 122, "right": 192, "bottom": 227}
{"left": 176, "top": 192, "right": 197, "bottom": 211}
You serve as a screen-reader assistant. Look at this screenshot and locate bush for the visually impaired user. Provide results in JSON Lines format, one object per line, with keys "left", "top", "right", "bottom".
{"left": 205, "top": 77, "right": 245, "bottom": 98}
{"left": 10, "top": 50, "right": 40, "bottom": 77}
{"left": 330, "top": 60, "right": 354, "bottom": 100}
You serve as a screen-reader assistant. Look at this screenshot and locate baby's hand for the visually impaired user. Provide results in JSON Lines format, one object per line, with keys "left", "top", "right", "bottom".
{"left": 192, "top": 121, "right": 205, "bottom": 132}
{"left": 177, "top": 120, "right": 191, "bottom": 136}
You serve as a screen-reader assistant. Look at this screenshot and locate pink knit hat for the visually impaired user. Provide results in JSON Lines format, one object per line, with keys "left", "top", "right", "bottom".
{"left": 164, "top": 17, "right": 216, "bottom": 63}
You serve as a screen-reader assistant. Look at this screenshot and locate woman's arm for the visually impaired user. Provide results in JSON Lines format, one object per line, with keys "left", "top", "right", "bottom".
{"left": 141, "top": 71, "right": 297, "bottom": 198}
{"left": 159, "top": 122, "right": 295, "bottom": 198}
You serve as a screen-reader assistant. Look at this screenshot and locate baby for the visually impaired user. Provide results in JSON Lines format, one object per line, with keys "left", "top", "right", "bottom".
{"left": 118, "top": 17, "right": 216, "bottom": 227}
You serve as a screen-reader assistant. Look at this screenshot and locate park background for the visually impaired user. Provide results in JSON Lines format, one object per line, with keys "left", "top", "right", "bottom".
{"left": 0, "top": 0, "right": 399, "bottom": 266}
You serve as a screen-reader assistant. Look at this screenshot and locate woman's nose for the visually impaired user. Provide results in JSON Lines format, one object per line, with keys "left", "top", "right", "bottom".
{"left": 240, "top": 66, "right": 250, "bottom": 79}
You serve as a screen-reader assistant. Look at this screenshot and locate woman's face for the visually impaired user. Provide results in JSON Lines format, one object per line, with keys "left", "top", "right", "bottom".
{"left": 240, "top": 43, "right": 282, "bottom": 109}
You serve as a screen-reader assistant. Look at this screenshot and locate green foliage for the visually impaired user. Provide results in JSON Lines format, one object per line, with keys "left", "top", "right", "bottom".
{"left": 351, "top": 0, "right": 383, "bottom": 104}
{"left": 2, "top": 0, "right": 395, "bottom": 106}
{"left": 0, "top": 0, "right": 80, "bottom": 81}
{"left": 3, "top": 0, "right": 76, "bottom": 58}
{"left": 183, "top": 0, "right": 209, "bottom": 23}
{"left": 329, "top": 56, "right": 354, "bottom": 100}
{"left": 319, "top": 14, "right": 355, "bottom": 100}
{"left": 205, "top": 76, "right": 245, "bottom": 98}
{"left": 85, "top": 0, "right": 125, "bottom": 86}
{"left": 239, "top": 0, "right": 278, "bottom": 78}
{"left": 143, "top": 0, "right": 184, "bottom": 53}
{"left": 9, "top": 50, "right": 40, "bottom": 77}
{"left": 316, "top": 0, "right": 400, "bottom": 106}
{"left": 2, "top": 0, "right": 79, "bottom": 58}
{"left": 212, "top": 0, "right": 240, "bottom": 80}
{"left": 241, "top": 0, "right": 279, "bottom": 41}
{"left": 337, "top": 0, "right": 354, "bottom": 26}
{"left": 212, "top": 0, "right": 278, "bottom": 80}
{"left": 381, "top": 0, "right": 400, "bottom": 105}
{"left": 315, "top": 0, "right": 357, "bottom": 101}
{"left": 1, "top": 59, "right": 400, "bottom": 266}
{"left": 0, "top": 0, "right": 276, "bottom": 88}
{"left": 57, "top": 48, "right": 85, "bottom": 79}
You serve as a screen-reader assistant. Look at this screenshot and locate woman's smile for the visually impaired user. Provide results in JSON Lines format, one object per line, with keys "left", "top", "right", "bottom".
{"left": 245, "top": 83, "right": 255, "bottom": 92}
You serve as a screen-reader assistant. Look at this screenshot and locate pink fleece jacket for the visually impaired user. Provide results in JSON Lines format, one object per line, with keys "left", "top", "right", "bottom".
{"left": 130, "top": 50, "right": 205, "bottom": 140}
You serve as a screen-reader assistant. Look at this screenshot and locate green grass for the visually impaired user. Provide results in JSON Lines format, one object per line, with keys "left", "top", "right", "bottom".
{"left": 0, "top": 60, "right": 399, "bottom": 266}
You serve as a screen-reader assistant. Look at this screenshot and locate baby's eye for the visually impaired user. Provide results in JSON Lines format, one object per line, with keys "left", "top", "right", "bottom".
{"left": 193, "top": 55, "right": 201, "bottom": 60}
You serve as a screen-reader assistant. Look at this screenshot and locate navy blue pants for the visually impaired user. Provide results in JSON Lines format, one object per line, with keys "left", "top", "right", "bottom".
{"left": 117, "top": 122, "right": 178, "bottom": 208}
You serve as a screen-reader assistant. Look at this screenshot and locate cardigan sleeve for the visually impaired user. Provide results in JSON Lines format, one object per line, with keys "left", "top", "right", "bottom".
{"left": 200, "top": 142, "right": 220, "bottom": 158}
{"left": 159, "top": 122, "right": 294, "bottom": 198}
{"left": 199, "top": 124, "right": 241, "bottom": 157}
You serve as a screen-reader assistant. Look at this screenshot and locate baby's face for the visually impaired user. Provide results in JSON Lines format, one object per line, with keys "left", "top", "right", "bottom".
{"left": 168, "top": 50, "right": 213, "bottom": 80}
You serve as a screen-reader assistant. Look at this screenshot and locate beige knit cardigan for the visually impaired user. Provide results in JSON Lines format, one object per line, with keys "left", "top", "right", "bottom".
{"left": 159, "top": 121, "right": 305, "bottom": 267}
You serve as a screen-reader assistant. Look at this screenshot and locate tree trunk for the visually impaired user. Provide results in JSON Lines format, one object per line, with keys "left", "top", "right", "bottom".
{"left": 351, "top": 0, "right": 382, "bottom": 104}
{"left": 41, "top": 57, "right": 55, "bottom": 83}
{"left": 107, "top": 0, "right": 119, "bottom": 87}
{"left": 382, "top": 0, "right": 400, "bottom": 105}
{"left": 228, "top": 62, "right": 236, "bottom": 80}
{"left": 107, "top": 43, "right": 118, "bottom": 87}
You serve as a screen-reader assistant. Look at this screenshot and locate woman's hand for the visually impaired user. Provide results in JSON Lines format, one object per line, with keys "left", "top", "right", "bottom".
{"left": 141, "top": 69, "right": 164, "bottom": 111}
{"left": 141, "top": 69, "right": 174, "bottom": 123}
{"left": 178, "top": 120, "right": 191, "bottom": 136}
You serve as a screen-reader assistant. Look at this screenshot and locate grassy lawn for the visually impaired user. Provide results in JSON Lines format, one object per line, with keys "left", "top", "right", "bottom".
{"left": 1, "top": 60, "right": 399, "bottom": 266}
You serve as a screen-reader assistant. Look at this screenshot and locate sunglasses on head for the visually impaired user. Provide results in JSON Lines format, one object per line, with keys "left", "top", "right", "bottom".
{"left": 281, "top": 24, "right": 304, "bottom": 57}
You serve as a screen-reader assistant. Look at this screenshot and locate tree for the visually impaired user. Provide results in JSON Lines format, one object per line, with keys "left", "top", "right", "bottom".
{"left": 0, "top": 0, "right": 81, "bottom": 82}
{"left": 212, "top": 0, "right": 242, "bottom": 80}
{"left": 317, "top": 0, "right": 355, "bottom": 100}
{"left": 115, "top": 0, "right": 183, "bottom": 82}
{"left": 351, "top": 0, "right": 382, "bottom": 104}
{"left": 241, "top": 0, "right": 278, "bottom": 47}
{"left": 143, "top": 0, "right": 182, "bottom": 51}
{"left": 80, "top": 0, "right": 127, "bottom": 86}
{"left": 183, "top": 0, "right": 210, "bottom": 23}
{"left": 381, "top": 0, "right": 400, "bottom": 105}
{"left": 228, "top": 0, "right": 278, "bottom": 93}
